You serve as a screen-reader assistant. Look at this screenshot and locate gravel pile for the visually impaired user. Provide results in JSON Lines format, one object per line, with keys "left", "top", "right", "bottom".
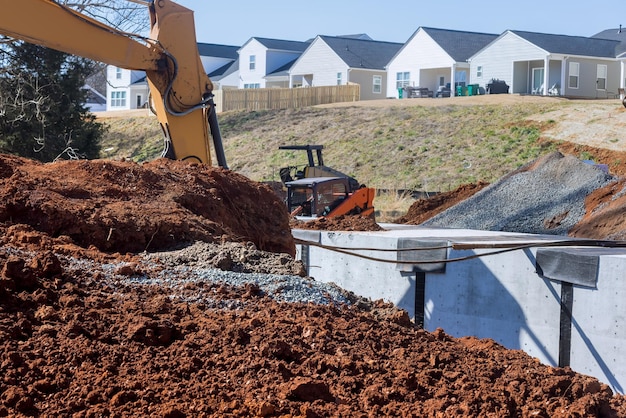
{"left": 61, "top": 241, "right": 355, "bottom": 309}
{"left": 422, "top": 152, "right": 614, "bottom": 235}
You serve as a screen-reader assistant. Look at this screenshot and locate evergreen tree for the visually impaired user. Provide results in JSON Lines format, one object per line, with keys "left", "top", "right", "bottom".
{"left": 0, "top": 42, "right": 104, "bottom": 161}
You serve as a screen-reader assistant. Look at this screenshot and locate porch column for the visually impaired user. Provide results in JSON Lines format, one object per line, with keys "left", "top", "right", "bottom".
{"left": 451, "top": 64, "right": 456, "bottom": 97}
{"left": 541, "top": 55, "right": 550, "bottom": 96}
{"left": 619, "top": 60, "right": 626, "bottom": 100}
{"left": 560, "top": 58, "right": 567, "bottom": 96}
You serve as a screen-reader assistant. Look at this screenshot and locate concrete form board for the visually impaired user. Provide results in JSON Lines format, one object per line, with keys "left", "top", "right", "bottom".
{"left": 292, "top": 227, "right": 626, "bottom": 392}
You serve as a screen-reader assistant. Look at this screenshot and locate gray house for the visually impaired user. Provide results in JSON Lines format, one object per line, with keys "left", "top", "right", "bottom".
{"left": 469, "top": 31, "right": 622, "bottom": 98}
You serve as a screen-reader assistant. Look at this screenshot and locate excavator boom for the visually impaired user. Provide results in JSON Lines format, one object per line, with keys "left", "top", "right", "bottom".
{"left": 0, "top": 0, "right": 226, "bottom": 167}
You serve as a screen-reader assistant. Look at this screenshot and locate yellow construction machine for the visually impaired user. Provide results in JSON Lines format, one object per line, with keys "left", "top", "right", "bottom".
{"left": 0, "top": 0, "right": 228, "bottom": 167}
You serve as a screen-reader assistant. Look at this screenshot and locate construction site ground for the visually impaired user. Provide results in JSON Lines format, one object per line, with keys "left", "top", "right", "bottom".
{"left": 3, "top": 96, "right": 626, "bottom": 417}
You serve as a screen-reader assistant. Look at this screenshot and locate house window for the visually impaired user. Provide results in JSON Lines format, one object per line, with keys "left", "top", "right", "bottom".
{"left": 373, "top": 75, "right": 382, "bottom": 93}
{"left": 115, "top": 67, "right": 122, "bottom": 79}
{"left": 249, "top": 55, "right": 256, "bottom": 71}
{"left": 110, "top": 91, "right": 126, "bottom": 107}
{"left": 568, "top": 62, "right": 579, "bottom": 89}
{"left": 243, "top": 83, "right": 260, "bottom": 89}
{"left": 476, "top": 66, "right": 483, "bottom": 78}
{"left": 597, "top": 64, "right": 607, "bottom": 90}
{"left": 337, "top": 72, "right": 342, "bottom": 85}
{"left": 438, "top": 76, "right": 445, "bottom": 87}
{"left": 396, "top": 72, "right": 410, "bottom": 89}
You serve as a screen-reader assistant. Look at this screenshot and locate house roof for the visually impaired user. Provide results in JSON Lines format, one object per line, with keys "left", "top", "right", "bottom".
{"left": 197, "top": 43, "right": 239, "bottom": 59}
{"left": 251, "top": 37, "right": 310, "bottom": 52}
{"left": 420, "top": 27, "right": 498, "bottom": 62}
{"left": 590, "top": 28, "right": 626, "bottom": 57}
{"left": 510, "top": 30, "right": 621, "bottom": 58}
{"left": 266, "top": 59, "right": 297, "bottom": 78}
{"left": 319, "top": 35, "right": 403, "bottom": 70}
{"left": 208, "top": 60, "right": 237, "bottom": 78}
{"left": 335, "top": 34, "right": 373, "bottom": 41}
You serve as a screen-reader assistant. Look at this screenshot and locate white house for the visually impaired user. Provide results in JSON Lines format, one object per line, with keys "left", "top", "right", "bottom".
{"left": 386, "top": 27, "right": 498, "bottom": 98}
{"left": 469, "top": 31, "right": 622, "bottom": 98}
{"left": 106, "top": 42, "right": 239, "bottom": 111}
{"left": 237, "top": 37, "right": 310, "bottom": 89}
{"left": 288, "top": 35, "right": 403, "bottom": 100}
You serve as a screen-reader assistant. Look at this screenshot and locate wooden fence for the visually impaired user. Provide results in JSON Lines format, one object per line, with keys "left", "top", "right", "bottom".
{"left": 215, "top": 84, "right": 360, "bottom": 112}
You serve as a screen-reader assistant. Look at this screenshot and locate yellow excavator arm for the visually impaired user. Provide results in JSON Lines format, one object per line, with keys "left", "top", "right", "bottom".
{"left": 0, "top": 0, "right": 227, "bottom": 167}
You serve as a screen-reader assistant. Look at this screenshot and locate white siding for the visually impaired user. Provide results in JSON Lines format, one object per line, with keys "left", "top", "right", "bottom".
{"left": 238, "top": 39, "right": 268, "bottom": 88}
{"left": 470, "top": 32, "right": 546, "bottom": 92}
{"left": 290, "top": 38, "right": 348, "bottom": 87}
{"left": 386, "top": 29, "right": 455, "bottom": 98}
{"left": 106, "top": 66, "right": 132, "bottom": 111}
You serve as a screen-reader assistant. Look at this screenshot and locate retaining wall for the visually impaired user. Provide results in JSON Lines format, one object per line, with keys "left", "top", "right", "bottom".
{"left": 293, "top": 226, "right": 626, "bottom": 394}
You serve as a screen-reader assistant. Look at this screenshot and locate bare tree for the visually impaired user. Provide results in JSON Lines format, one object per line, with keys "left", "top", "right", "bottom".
{"left": 61, "top": 0, "right": 150, "bottom": 35}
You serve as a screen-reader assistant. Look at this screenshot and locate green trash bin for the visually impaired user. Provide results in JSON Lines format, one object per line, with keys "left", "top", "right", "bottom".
{"left": 456, "top": 85, "right": 463, "bottom": 96}
{"left": 467, "top": 85, "right": 474, "bottom": 96}
{"left": 398, "top": 88, "right": 403, "bottom": 99}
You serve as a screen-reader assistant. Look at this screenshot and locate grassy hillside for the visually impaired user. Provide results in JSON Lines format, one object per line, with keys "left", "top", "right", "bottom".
{"left": 100, "top": 101, "right": 563, "bottom": 192}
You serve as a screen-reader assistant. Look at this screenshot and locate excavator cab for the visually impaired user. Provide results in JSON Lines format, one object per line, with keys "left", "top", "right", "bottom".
{"left": 286, "top": 177, "right": 375, "bottom": 220}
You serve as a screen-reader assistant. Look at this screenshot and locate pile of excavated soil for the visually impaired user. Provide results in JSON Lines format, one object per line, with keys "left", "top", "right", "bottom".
{"left": 1, "top": 153, "right": 626, "bottom": 417}
{"left": 394, "top": 181, "right": 490, "bottom": 225}
{"left": 0, "top": 155, "right": 294, "bottom": 256}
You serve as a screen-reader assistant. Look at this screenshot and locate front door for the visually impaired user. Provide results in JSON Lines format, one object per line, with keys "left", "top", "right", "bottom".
{"left": 532, "top": 68, "right": 544, "bottom": 94}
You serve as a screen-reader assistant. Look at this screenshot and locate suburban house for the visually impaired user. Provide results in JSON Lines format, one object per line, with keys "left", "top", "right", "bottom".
{"left": 237, "top": 37, "right": 310, "bottom": 89}
{"left": 288, "top": 35, "right": 403, "bottom": 100}
{"left": 385, "top": 27, "right": 498, "bottom": 99}
{"left": 105, "top": 42, "right": 239, "bottom": 111}
{"left": 468, "top": 31, "right": 622, "bottom": 98}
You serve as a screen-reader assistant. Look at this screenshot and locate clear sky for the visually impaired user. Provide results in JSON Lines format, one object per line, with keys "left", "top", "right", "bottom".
{"left": 174, "top": 0, "right": 624, "bottom": 46}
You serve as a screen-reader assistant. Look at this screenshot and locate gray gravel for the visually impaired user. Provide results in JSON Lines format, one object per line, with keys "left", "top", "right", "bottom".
{"left": 60, "top": 242, "right": 355, "bottom": 309}
{"left": 422, "top": 152, "right": 614, "bottom": 235}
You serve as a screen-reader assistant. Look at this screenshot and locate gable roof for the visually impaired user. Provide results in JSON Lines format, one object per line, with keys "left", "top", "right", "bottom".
{"left": 319, "top": 35, "right": 403, "bottom": 69}
{"left": 336, "top": 34, "right": 373, "bottom": 41}
{"left": 421, "top": 27, "right": 499, "bottom": 62}
{"left": 591, "top": 28, "right": 626, "bottom": 57}
{"left": 266, "top": 58, "right": 298, "bottom": 78}
{"left": 250, "top": 37, "right": 310, "bottom": 52}
{"left": 510, "top": 30, "right": 620, "bottom": 58}
{"left": 197, "top": 43, "right": 239, "bottom": 59}
{"left": 208, "top": 60, "right": 237, "bottom": 78}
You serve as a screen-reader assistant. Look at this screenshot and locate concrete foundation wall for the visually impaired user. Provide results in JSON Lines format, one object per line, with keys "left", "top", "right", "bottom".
{"left": 292, "top": 226, "right": 626, "bottom": 394}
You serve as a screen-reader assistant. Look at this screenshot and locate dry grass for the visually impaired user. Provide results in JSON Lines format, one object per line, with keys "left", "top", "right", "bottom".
{"left": 98, "top": 96, "right": 624, "bottom": 194}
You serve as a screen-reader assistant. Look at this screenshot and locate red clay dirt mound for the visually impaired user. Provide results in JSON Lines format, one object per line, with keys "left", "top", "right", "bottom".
{"left": 0, "top": 154, "right": 294, "bottom": 256}
{"left": 569, "top": 177, "right": 626, "bottom": 241}
{"left": 1, "top": 245, "right": 625, "bottom": 417}
{"left": 291, "top": 214, "right": 384, "bottom": 231}
{"left": 395, "top": 181, "right": 490, "bottom": 225}
{"left": 1, "top": 153, "right": 626, "bottom": 417}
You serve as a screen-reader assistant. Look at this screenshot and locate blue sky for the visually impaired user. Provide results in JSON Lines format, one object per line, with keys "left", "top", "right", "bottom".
{"left": 174, "top": 0, "right": 624, "bottom": 46}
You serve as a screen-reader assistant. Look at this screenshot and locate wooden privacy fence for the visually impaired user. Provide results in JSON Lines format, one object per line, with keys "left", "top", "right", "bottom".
{"left": 217, "top": 85, "right": 360, "bottom": 112}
